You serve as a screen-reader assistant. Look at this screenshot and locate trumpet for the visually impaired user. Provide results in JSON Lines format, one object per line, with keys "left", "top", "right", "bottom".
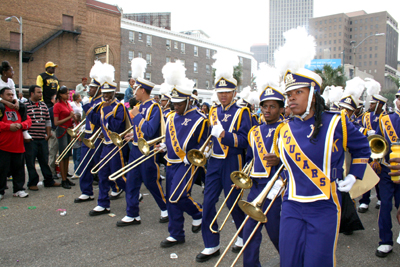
{"left": 368, "top": 134, "right": 389, "bottom": 159}
{"left": 168, "top": 135, "right": 213, "bottom": 203}
{"left": 67, "top": 119, "right": 86, "bottom": 138}
{"left": 238, "top": 164, "right": 284, "bottom": 223}
{"left": 108, "top": 135, "right": 165, "bottom": 181}
{"left": 209, "top": 159, "right": 254, "bottom": 234}
{"left": 55, "top": 127, "right": 84, "bottom": 165}
{"left": 215, "top": 176, "right": 287, "bottom": 267}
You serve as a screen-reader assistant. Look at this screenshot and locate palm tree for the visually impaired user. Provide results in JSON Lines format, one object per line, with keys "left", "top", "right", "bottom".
{"left": 314, "top": 64, "right": 347, "bottom": 92}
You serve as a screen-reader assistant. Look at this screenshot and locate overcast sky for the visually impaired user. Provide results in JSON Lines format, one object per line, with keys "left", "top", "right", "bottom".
{"left": 104, "top": 0, "right": 400, "bottom": 54}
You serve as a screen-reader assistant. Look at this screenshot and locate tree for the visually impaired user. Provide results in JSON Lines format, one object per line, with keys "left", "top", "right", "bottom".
{"left": 389, "top": 75, "right": 400, "bottom": 89}
{"left": 314, "top": 64, "right": 347, "bottom": 92}
{"left": 212, "top": 63, "right": 243, "bottom": 90}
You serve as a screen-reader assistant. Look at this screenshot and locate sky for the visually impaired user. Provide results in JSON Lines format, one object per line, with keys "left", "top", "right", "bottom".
{"left": 103, "top": 0, "right": 400, "bottom": 54}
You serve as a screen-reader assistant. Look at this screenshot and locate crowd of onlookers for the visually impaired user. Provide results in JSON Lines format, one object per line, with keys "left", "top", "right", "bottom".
{"left": 0, "top": 60, "right": 90, "bottom": 200}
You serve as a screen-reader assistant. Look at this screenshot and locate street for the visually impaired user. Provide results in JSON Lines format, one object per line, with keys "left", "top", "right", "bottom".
{"left": 0, "top": 169, "right": 399, "bottom": 267}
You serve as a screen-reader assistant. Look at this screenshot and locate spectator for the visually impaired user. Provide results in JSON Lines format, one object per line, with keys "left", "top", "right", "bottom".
{"left": 36, "top": 61, "right": 59, "bottom": 108}
{"left": 48, "top": 94, "right": 59, "bottom": 179}
{"left": 201, "top": 102, "right": 210, "bottom": 116}
{"left": 75, "top": 77, "right": 89, "bottom": 99}
{"left": 25, "top": 85, "right": 61, "bottom": 191}
{"left": 70, "top": 93, "right": 83, "bottom": 176}
{"left": 192, "top": 89, "right": 198, "bottom": 96}
{"left": 0, "top": 87, "right": 32, "bottom": 200}
{"left": 0, "top": 61, "right": 19, "bottom": 110}
{"left": 54, "top": 86, "right": 76, "bottom": 189}
{"left": 18, "top": 92, "right": 28, "bottom": 103}
{"left": 124, "top": 78, "right": 135, "bottom": 106}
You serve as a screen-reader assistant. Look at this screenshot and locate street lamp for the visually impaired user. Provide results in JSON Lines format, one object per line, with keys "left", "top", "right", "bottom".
{"left": 350, "top": 33, "right": 385, "bottom": 79}
{"left": 5, "top": 16, "right": 23, "bottom": 94}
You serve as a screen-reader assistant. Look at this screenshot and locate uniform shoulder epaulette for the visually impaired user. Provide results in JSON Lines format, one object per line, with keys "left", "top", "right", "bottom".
{"left": 196, "top": 109, "right": 207, "bottom": 118}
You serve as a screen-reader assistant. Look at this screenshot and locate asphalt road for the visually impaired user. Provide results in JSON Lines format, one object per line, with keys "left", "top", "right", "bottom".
{"left": 0, "top": 166, "right": 399, "bottom": 267}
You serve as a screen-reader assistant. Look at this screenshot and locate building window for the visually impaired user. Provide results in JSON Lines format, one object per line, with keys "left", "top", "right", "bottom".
{"left": 193, "top": 79, "right": 198, "bottom": 88}
{"left": 194, "top": 62, "right": 198, "bottom": 73}
{"left": 206, "top": 49, "right": 210, "bottom": 59}
{"left": 194, "top": 46, "right": 198, "bottom": 56}
{"left": 206, "top": 64, "right": 210, "bottom": 74}
{"left": 138, "top": 52, "right": 142, "bottom": 58}
{"left": 128, "top": 71, "right": 132, "bottom": 78}
{"left": 206, "top": 80, "right": 210, "bottom": 89}
{"left": 181, "top": 43, "right": 185, "bottom": 54}
{"left": 181, "top": 60, "right": 185, "bottom": 67}
{"left": 138, "top": 32, "right": 143, "bottom": 41}
{"left": 129, "top": 31, "right": 134, "bottom": 43}
{"left": 166, "top": 40, "right": 171, "bottom": 51}
{"left": 145, "top": 72, "right": 151, "bottom": 81}
{"left": 239, "top": 57, "right": 243, "bottom": 66}
{"left": 129, "top": 51, "right": 134, "bottom": 61}
{"left": 146, "top": 53, "right": 152, "bottom": 66}
{"left": 174, "top": 41, "right": 178, "bottom": 49}
{"left": 166, "top": 56, "right": 171, "bottom": 63}
{"left": 62, "top": 14, "right": 73, "bottom": 31}
{"left": 375, "top": 61, "right": 377, "bottom": 65}
{"left": 146, "top": 35, "right": 152, "bottom": 46}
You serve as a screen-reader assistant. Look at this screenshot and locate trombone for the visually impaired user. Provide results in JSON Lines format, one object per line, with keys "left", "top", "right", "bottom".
{"left": 110, "top": 126, "right": 133, "bottom": 147}
{"left": 55, "top": 121, "right": 85, "bottom": 165}
{"left": 108, "top": 135, "right": 165, "bottom": 180}
{"left": 214, "top": 169, "right": 287, "bottom": 267}
{"left": 73, "top": 128, "right": 103, "bottom": 176}
{"left": 168, "top": 135, "right": 213, "bottom": 203}
{"left": 368, "top": 134, "right": 389, "bottom": 159}
{"left": 209, "top": 159, "right": 254, "bottom": 234}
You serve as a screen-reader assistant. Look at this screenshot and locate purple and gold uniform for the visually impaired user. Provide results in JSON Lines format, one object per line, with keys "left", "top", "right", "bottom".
{"left": 125, "top": 78, "right": 167, "bottom": 219}
{"left": 165, "top": 104, "right": 209, "bottom": 241}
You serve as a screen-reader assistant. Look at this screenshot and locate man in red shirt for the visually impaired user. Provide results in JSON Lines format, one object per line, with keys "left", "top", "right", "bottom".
{"left": 0, "top": 87, "right": 32, "bottom": 200}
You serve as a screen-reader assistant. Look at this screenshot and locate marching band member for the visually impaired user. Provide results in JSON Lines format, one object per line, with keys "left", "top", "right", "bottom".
{"left": 75, "top": 61, "right": 104, "bottom": 203}
{"left": 88, "top": 64, "right": 128, "bottom": 216}
{"left": 242, "top": 65, "right": 284, "bottom": 267}
{"left": 272, "top": 27, "right": 370, "bottom": 267}
{"left": 157, "top": 64, "right": 209, "bottom": 247}
{"left": 117, "top": 57, "right": 167, "bottom": 226}
{"left": 358, "top": 79, "right": 387, "bottom": 213}
{"left": 196, "top": 51, "right": 251, "bottom": 262}
{"left": 238, "top": 86, "right": 259, "bottom": 126}
{"left": 160, "top": 92, "right": 173, "bottom": 119}
{"left": 374, "top": 88, "right": 400, "bottom": 257}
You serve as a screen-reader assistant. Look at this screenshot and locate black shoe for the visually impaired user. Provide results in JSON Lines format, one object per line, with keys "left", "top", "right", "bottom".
{"left": 138, "top": 193, "right": 143, "bottom": 202}
{"left": 375, "top": 201, "right": 381, "bottom": 209}
{"left": 74, "top": 197, "right": 94, "bottom": 203}
{"left": 343, "top": 231, "right": 353, "bottom": 235}
{"left": 89, "top": 208, "right": 110, "bottom": 216}
{"left": 159, "top": 216, "right": 169, "bottom": 223}
{"left": 116, "top": 219, "right": 141, "bottom": 227}
{"left": 192, "top": 224, "right": 202, "bottom": 233}
{"left": 53, "top": 175, "right": 59, "bottom": 180}
{"left": 195, "top": 250, "right": 220, "bottom": 263}
{"left": 358, "top": 206, "right": 368, "bottom": 213}
{"left": 110, "top": 189, "right": 124, "bottom": 200}
{"left": 61, "top": 180, "right": 71, "bottom": 189}
{"left": 66, "top": 179, "right": 75, "bottom": 186}
{"left": 375, "top": 248, "right": 392, "bottom": 258}
{"left": 160, "top": 238, "right": 185, "bottom": 248}
{"left": 232, "top": 245, "right": 242, "bottom": 253}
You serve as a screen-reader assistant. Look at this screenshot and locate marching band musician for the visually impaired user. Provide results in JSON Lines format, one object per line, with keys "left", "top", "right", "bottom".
{"left": 242, "top": 65, "right": 285, "bottom": 267}
{"left": 374, "top": 88, "right": 400, "bottom": 257}
{"left": 238, "top": 86, "right": 259, "bottom": 126}
{"left": 158, "top": 83, "right": 209, "bottom": 248}
{"left": 196, "top": 52, "right": 251, "bottom": 262}
{"left": 116, "top": 76, "right": 168, "bottom": 226}
{"left": 75, "top": 62, "right": 104, "bottom": 203}
{"left": 160, "top": 93, "right": 173, "bottom": 119}
{"left": 88, "top": 66, "right": 128, "bottom": 216}
{"left": 271, "top": 27, "right": 370, "bottom": 267}
{"left": 358, "top": 79, "right": 387, "bottom": 213}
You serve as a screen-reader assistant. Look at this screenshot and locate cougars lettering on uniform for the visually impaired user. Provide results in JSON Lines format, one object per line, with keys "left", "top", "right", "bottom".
{"left": 382, "top": 115, "right": 399, "bottom": 143}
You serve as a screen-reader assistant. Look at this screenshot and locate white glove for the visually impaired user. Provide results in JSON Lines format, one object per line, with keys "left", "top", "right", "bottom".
{"left": 367, "top": 130, "right": 376, "bottom": 136}
{"left": 184, "top": 156, "right": 190, "bottom": 165}
{"left": 204, "top": 145, "right": 212, "bottom": 159}
{"left": 266, "top": 179, "right": 284, "bottom": 200}
{"left": 159, "top": 142, "right": 167, "bottom": 152}
{"left": 211, "top": 120, "right": 224, "bottom": 138}
{"left": 337, "top": 174, "right": 356, "bottom": 192}
{"left": 81, "top": 97, "right": 90, "bottom": 105}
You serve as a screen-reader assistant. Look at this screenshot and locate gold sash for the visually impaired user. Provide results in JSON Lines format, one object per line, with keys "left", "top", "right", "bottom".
{"left": 382, "top": 115, "right": 399, "bottom": 143}
{"left": 252, "top": 126, "right": 271, "bottom": 176}
{"left": 210, "top": 107, "right": 229, "bottom": 157}
{"left": 364, "top": 112, "right": 372, "bottom": 130}
{"left": 281, "top": 123, "right": 331, "bottom": 199}
{"left": 168, "top": 113, "right": 186, "bottom": 161}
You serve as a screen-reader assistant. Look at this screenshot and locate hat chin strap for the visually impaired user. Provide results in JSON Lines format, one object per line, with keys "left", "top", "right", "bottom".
{"left": 184, "top": 99, "right": 190, "bottom": 113}
{"left": 301, "top": 86, "right": 314, "bottom": 120}
{"left": 162, "top": 100, "right": 170, "bottom": 109}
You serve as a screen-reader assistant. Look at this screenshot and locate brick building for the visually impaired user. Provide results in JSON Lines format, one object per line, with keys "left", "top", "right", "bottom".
{"left": 120, "top": 18, "right": 255, "bottom": 91}
{"left": 0, "top": 0, "right": 121, "bottom": 90}
{"left": 309, "top": 11, "right": 399, "bottom": 91}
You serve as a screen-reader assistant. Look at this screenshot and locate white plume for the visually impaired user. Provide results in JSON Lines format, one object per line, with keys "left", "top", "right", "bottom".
{"left": 212, "top": 50, "right": 239, "bottom": 84}
{"left": 249, "top": 90, "right": 260, "bottom": 106}
{"left": 343, "top": 77, "right": 365, "bottom": 102}
{"left": 255, "top": 63, "right": 280, "bottom": 95}
{"left": 89, "top": 60, "right": 103, "bottom": 81}
{"left": 162, "top": 61, "right": 187, "bottom": 87}
{"left": 211, "top": 91, "right": 219, "bottom": 104}
{"left": 130, "top": 58, "right": 147, "bottom": 79}
{"left": 322, "top": 86, "right": 331, "bottom": 105}
{"left": 274, "top": 26, "right": 316, "bottom": 76}
{"left": 329, "top": 86, "right": 343, "bottom": 103}
{"left": 182, "top": 78, "right": 195, "bottom": 89}
{"left": 98, "top": 63, "right": 115, "bottom": 85}
{"left": 239, "top": 86, "right": 251, "bottom": 101}
{"left": 159, "top": 83, "right": 172, "bottom": 95}
{"left": 364, "top": 78, "right": 381, "bottom": 111}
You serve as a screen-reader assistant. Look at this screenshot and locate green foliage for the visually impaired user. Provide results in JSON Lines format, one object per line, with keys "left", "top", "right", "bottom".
{"left": 233, "top": 64, "right": 243, "bottom": 86}
{"left": 388, "top": 75, "right": 400, "bottom": 89}
{"left": 314, "top": 64, "right": 347, "bottom": 92}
